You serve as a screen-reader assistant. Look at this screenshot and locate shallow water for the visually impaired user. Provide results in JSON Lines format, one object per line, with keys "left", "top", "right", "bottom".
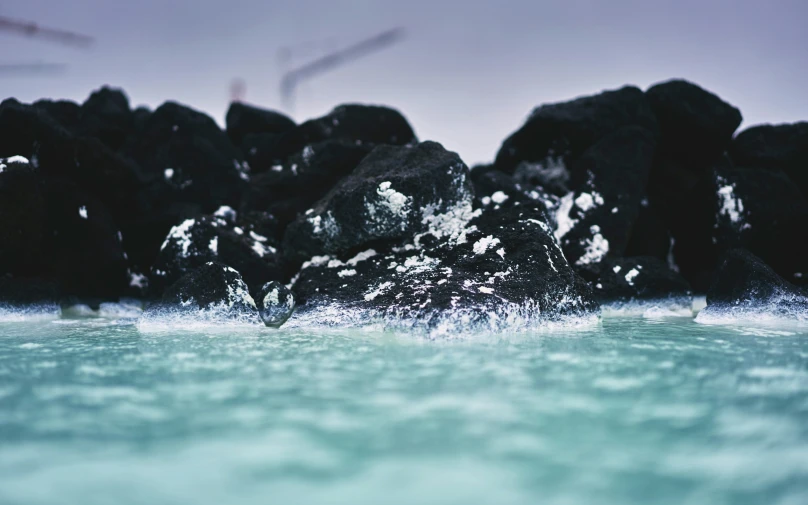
{"left": 1, "top": 311, "right": 807, "bottom": 505}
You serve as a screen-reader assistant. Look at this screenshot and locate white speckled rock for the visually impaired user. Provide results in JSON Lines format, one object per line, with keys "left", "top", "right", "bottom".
{"left": 290, "top": 181, "right": 598, "bottom": 336}
{"left": 257, "top": 281, "right": 295, "bottom": 328}
{"left": 158, "top": 262, "right": 259, "bottom": 320}
{"left": 151, "top": 212, "right": 282, "bottom": 296}
{"left": 282, "top": 141, "right": 473, "bottom": 266}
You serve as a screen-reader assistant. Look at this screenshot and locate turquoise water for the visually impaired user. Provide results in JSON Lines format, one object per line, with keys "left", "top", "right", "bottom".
{"left": 1, "top": 311, "right": 807, "bottom": 505}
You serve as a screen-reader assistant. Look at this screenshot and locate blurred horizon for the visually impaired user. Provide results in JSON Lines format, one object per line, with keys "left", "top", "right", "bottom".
{"left": 2, "top": 0, "right": 807, "bottom": 165}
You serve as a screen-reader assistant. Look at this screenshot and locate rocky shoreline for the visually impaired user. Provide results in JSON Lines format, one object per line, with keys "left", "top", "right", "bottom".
{"left": 2, "top": 79, "right": 806, "bottom": 333}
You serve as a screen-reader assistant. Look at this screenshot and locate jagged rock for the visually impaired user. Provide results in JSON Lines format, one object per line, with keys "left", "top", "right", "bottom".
{"left": 283, "top": 141, "right": 473, "bottom": 266}
{"left": 32, "top": 99, "right": 82, "bottom": 132}
{"left": 577, "top": 256, "right": 691, "bottom": 305}
{"left": 225, "top": 102, "right": 295, "bottom": 147}
{"left": 552, "top": 126, "right": 657, "bottom": 267}
{"left": 699, "top": 249, "right": 808, "bottom": 321}
{"left": 80, "top": 86, "right": 134, "bottom": 151}
{"left": 122, "top": 101, "right": 248, "bottom": 208}
{"left": 673, "top": 165, "right": 808, "bottom": 290}
{"left": 246, "top": 104, "right": 416, "bottom": 171}
{"left": 471, "top": 168, "right": 550, "bottom": 207}
{"left": 646, "top": 79, "right": 742, "bottom": 166}
{"left": 0, "top": 98, "right": 154, "bottom": 266}
{"left": 494, "top": 86, "right": 658, "bottom": 175}
{"left": 159, "top": 262, "right": 259, "bottom": 320}
{"left": 151, "top": 210, "right": 282, "bottom": 296}
{"left": 291, "top": 174, "right": 597, "bottom": 335}
{"left": 644, "top": 81, "right": 743, "bottom": 271}
{"left": 31, "top": 87, "right": 134, "bottom": 151}
{"left": 257, "top": 281, "right": 295, "bottom": 327}
{"left": 730, "top": 122, "right": 808, "bottom": 196}
{"left": 241, "top": 139, "right": 373, "bottom": 231}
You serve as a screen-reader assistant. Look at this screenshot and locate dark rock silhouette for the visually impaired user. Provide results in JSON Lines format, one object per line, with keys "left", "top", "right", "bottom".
{"left": 1, "top": 80, "right": 806, "bottom": 329}
{"left": 730, "top": 122, "right": 808, "bottom": 196}
{"left": 701, "top": 249, "right": 808, "bottom": 319}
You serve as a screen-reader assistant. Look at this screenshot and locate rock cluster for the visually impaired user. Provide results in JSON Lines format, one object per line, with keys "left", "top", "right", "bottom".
{"left": 2, "top": 79, "right": 806, "bottom": 330}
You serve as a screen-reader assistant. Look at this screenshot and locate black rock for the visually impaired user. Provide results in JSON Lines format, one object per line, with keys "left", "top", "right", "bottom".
{"left": 646, "top": 79, "right": 742, "bottom": 166}
{"left": 282, "top": 141, "right": 473, "bottom": 265}
{"left": 0, "top": 276, "right": 60, "bottom": 307}
{"left": 41, "top": 178, "right": 130, "bottom": 299}
{"left": 80, "top": 86, "right": 134, "bottom": 151}
{"left": 623, "top": 197, "right": 673, "bottom": 262}
{"left": 241, "top": 139, "right": 373, "bottom": 231}
{"left": 673, "top": 165, "right": 808, "bottom": 290}
{"left": 730, "top": 122, "right": 808, "bottom": 196}
{"left": 121, "top": 101, "right": 247, "bottom": 209}
{"left": 257, "top": 281, "right": 295, "bottom": 328}
{"left": 151, "top": 210, "right": 283, "bottom": 297}
{"left": 1, "top": 157, "right": 129, "bottom": 299}
{"left": 577, "top": 256, "right": 691, "bottom": 305}
{"left": 246, "top": 104, "right": 417, "bottom": 171}
{"left": 471, "top": 168, "right": 555, "bottom": 214}
{"left": 0, "top": 98, "right": 153, "bottom": 267}
{"left": 0, "top": 160, "right": 48, "bottom": 277}
{"left": 554, "top": 126, "right": 657, "bottom": 267}
{"left": 160, "top": 262, "right": 259, "bottom": 319}
{"left": 225, "top": 102, "right": 295, "bottom": 148}
{"left": 701, "top": 249, "right": 808, "bottom": 319}
{"left": 291, "top": 179, "right": 597, "bottom": 335}
{"left": 32, "top": 99, "right": 82, "bottom": 132}
{"left": 494, "top": 86, "right": 658, "bottom": 175}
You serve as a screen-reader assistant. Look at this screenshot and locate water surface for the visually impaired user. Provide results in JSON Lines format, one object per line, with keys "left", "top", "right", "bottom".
{"left": 1, "top": 312, "right": 806, "bottom": 505}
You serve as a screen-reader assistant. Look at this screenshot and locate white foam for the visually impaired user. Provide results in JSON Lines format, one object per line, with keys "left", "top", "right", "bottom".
{"left": 213, "top": 206, "right": 237, "bottom": 222}
{"left": 284, "top": 300, "right": 600, "bottom": 339}
{"left": 490, "top": 191, "right": 509, "bottom": 204}
{"left": 472, "top": 235, "right": 501, "bottom": 255}
{"left": 716, "top": 178, "right": 744, "bottom": 224}
{"left": 129, "top": 271, "right": 148, "bottom": 289}
{"left": 600, "top": 298, "right": 694, "bottom": 318}
{"left": 0, "top": 155, "right": 30, "bottom": 172}
{"left": 575, "top": 225, "right": 609, "bottom": 266}
{"left": 554, "top": 192, "right": 577, "bottom": 241}
{"left": 98, "top": 302, "right": 143, "bottom": 319}
{"left": 136, "top": 306, "right": 263, "bottom": 333}
{"left": 624, "top": 268, "right": 640, "bottom": 286}
{"left": 695, "top": 293, "right": 808, "bottom": 326}
{"left": 0, "top": 304, "right": 61, "bottom": 321}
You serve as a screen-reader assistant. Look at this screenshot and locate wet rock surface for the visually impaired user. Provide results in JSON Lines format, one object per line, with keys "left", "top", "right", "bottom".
{"left": 282, "top": 141, "right": 474, "bottom": 266}
{"left": 1, "top": 80, "right": 806, "bottom": 330}
{"left": 672, "top": 165, "right": 808, "bottom": 290}
{"left": 257, "top": 281, "right": 295, "bottom": 328}
{"left": 241, "top": 139, "right": 373, "bottom": 230}
{"left": 151, "top": 209, "right": 282, "bottom": 297}
{"left": 159, "top": 262, "right": 259, "bottom": 319}
{"left": 701, "top": 249, "right": 808, "bottom": 320}
{"left": 577, "top": 257, "right": 691, "bottom": 305}
{"left": 292, "top": 166, "right": 597, "bottom": 334}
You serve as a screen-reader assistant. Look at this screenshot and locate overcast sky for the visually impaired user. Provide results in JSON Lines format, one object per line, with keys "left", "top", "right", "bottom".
{"left": 2, "top": 0, "right": 806, "bottom": 165}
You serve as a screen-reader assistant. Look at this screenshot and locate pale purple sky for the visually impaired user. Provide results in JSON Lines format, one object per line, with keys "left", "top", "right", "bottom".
{"left": 2, "top": 0, "right": 807, "bottom": 164}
